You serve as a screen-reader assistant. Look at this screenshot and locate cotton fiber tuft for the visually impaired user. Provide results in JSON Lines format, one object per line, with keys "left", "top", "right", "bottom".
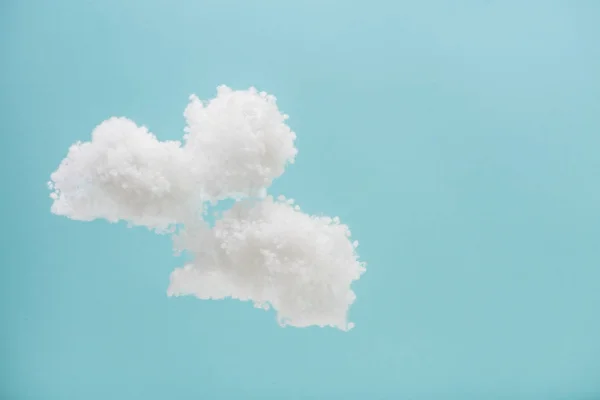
{"left": 49, "top": 86, "right": 365, "bottom": 330}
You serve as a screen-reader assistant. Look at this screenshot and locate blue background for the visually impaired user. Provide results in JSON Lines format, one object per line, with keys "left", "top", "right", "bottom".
{"left": 2, "top": 1, "right": 599, "bottom": 399}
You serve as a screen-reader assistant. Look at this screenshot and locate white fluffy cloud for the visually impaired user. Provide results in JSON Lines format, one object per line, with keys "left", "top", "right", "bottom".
{"left": 48, "top": 85, "right": 365, "bottom": 331}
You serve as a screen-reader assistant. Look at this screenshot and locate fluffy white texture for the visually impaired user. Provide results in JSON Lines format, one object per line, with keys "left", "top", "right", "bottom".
{"left": 49, "top": 86, "right": 365, "bottom": 330}
{"left": 168, "top": 196, "right": 365, "bottom": 331}
{"left": 49, "top": 117, "right": 194, "bottom": 230}
{"left": 49, "top": 86, "right": 297, "bottom": 229}
{"left": 184, "top": 86, "right": 297, "bottom": 200}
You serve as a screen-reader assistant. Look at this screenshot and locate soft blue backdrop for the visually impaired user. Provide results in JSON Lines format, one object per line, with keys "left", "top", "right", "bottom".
{"left": 1, "top": 1, "right": 599, "bottom": 399}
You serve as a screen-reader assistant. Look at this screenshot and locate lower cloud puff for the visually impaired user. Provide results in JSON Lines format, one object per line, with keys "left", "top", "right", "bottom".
{"left": 49, "top": 86, "right": 366, "bottom": 331}
{"left": 168, "top": 196, "right": 365, "bottom": 331}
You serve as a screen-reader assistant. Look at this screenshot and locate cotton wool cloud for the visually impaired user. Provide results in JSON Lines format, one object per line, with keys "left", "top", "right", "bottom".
{"left": 48, "top": 85, "right": 366, "bottom": 331}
